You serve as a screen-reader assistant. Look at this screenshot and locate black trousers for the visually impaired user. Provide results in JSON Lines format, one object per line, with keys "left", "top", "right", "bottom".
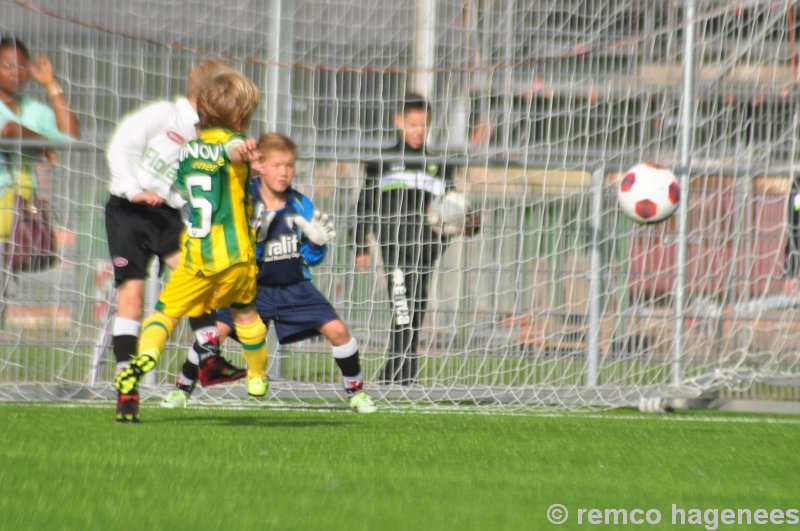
{"left": 381, "top": 264, "right": 431, "bottom": 384}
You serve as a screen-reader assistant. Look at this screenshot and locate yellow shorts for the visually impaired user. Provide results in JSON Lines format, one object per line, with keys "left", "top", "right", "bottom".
{"left": 155, "top": 260, "right": 257, "bottom": 319}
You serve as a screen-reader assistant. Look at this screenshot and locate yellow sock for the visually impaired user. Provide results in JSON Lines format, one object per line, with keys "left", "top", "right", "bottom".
{"left": 235, "top": 319, "right": 268, "bottom": 379}
{"left": 138, "top": 312, "right": 174, "bottom": 364}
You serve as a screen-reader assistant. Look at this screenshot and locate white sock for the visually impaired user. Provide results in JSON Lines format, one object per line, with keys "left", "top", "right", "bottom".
{"left": 188, "top": 345, "right": 201, "bottom": 366}
{"left": 112, "top": 317, "right": 140, "bottom": 337}
{"left": 331, "top": 337, "right": 358, "bottom": 359}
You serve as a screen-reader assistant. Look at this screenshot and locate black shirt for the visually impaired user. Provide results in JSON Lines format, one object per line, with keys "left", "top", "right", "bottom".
{"left": 355, "top": 140, "right": 453, "bottom": 268}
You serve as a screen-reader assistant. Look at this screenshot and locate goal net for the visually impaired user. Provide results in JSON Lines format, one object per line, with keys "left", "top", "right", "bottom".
{"left": 2, "top": 0, "right": 800, "bottom": 410}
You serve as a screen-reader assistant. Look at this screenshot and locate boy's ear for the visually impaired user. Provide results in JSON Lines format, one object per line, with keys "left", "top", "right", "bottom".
{"left": 394, "top": 112, "right": 404, "bottom": 132}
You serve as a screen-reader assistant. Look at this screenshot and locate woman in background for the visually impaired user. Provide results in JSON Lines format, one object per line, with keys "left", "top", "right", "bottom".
{"left": 0, "top": 35, "right": 79, "bottom": 239}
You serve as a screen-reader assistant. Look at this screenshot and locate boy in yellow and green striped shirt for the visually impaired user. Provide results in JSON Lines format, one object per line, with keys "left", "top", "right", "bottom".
{"left": 113, "top": 71, "right": 269, "bottom": 421}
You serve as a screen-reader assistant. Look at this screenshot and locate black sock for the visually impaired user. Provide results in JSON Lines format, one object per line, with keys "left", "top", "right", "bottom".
{"left": 335, "top": 351, "right": 361, "bottom": 378}
{"left": 336, "top": 352, "right": 363, "bottom": 395}
{"left": 112, "top": 335, "right": 137, "bottom": 365}
{"left": 181, "top": 359, "right": 199, "bottom": 382}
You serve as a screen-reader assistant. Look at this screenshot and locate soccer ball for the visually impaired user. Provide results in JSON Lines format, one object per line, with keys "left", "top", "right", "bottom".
{"left": 617, "top": 163, "right": 680, "bottom": 224}
{"left": 427, "top": 191, "right": 471, "bottom": 236}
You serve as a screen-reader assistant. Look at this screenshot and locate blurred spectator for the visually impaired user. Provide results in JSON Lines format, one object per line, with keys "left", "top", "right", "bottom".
{"left": 0, "top": 35, "right": 79, "bottom": 240}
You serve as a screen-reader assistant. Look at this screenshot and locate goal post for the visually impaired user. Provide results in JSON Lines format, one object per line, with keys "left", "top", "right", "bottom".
{"left": 2, "top": 1, "right": 800, "bottom": 411}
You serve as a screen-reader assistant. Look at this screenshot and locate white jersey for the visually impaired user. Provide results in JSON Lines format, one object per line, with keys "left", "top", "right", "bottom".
{"left": 106, "top": 97, "right": 198, "bottom": 209}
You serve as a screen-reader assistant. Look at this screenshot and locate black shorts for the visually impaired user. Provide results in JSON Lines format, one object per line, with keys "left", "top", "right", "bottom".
{"left": 105, "top": 195, "right": 184, "bottom": 285}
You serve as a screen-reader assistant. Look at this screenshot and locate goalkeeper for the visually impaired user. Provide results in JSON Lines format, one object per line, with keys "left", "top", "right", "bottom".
{"left": 354, "top": 93, "right": 478, "bottom": 385}
{"left": 163, "top": 133, "right": 377, "bottom": 413}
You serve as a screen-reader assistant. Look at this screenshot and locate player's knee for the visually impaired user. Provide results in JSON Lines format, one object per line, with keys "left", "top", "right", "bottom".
{"left": 231, "top": 306, "right": 259, "bottom": 326}
{"left": 216, "top": 321, "right": 233, "bottom": 342}
{"left": 322, "top": 320, "right": 350, "bottom": 345}
{"left": 235, "top": 318, "right": 267, "bottom": 346}
{"left": 116, "top": 280, "right": 145, "bottom": 318}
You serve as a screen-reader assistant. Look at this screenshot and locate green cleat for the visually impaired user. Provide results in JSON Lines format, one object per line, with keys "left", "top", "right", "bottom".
{"left": 160, "top": 379, "right": 196, "bottom": 409}
{"left": 114, "top": 353, "right": 157, "bottom": 395}
{"left": 113, "top": 366, "right": 140, "bottom": 395}
{"left": 247, "top": 375, "right": 268, "bottom": 398}
{"left": 349, "top": 391, "right": 377, "bottom": 414}
{"left": 160, "top": 388, "right": 189, "bottom": 409}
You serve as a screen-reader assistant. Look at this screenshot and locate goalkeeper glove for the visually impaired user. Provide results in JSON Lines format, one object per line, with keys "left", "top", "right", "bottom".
{"left": 253, "top": 203, "right": 277, "bottom": 243}
{"left": 293, "top": 210, "right": 336, "bottom": 246}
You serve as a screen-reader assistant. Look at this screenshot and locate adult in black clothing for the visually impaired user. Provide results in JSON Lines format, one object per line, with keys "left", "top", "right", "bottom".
{"left": 355, "top": 93, "right": 478, "bottom": 384}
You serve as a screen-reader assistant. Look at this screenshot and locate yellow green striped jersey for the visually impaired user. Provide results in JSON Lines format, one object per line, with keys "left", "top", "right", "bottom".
{"left": 175, "top": 127, "right": 255, "bottom": 276}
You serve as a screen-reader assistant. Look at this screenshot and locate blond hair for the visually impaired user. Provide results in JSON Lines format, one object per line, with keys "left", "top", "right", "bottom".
{"left": 196, "top": 71, "right": 260, "bottom": 130}
{"left": 186, "top": 59, "right": 233, "bottom": 101}
{"left": 256, "top": 133, "right": 297, "bottom": 159}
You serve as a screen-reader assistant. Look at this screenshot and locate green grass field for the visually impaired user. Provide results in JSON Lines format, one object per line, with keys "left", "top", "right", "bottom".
{"left": 1, "top": 404, "right": 799, "bottom": 531}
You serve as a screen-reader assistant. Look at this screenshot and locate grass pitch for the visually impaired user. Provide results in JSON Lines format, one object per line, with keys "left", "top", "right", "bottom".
{"left": 1, "top": 404, "right": 799, "bottom": 531}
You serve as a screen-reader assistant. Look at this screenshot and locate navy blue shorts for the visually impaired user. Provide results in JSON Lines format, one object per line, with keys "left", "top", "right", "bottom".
{"left": 217, "top": 280, "right": 340, "bottom": 344}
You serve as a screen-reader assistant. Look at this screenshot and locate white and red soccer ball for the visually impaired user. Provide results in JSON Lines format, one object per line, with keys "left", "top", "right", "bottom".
{"left": 617, "top": 163, "right": 680, "bottom": 224}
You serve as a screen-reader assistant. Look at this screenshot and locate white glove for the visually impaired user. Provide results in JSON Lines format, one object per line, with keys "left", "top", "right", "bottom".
{"left": 293, "top": 210, "right": 336, "bottom": 246}
{"left": 253, "top": 203, "right": 276, "bottom": 243}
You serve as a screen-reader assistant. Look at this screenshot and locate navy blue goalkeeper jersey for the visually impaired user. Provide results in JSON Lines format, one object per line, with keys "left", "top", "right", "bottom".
{"left": 253, "top": 185, "right": 327, "bottom": 286}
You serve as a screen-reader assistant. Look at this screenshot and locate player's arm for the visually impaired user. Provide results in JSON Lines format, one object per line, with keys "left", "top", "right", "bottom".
{"left": 29, "top": 55, "right": 80, "bottom": 137}
{"left": 299, "top": 235, "right": 327, "bottom": 266}
{"left": 252, "top": 201, "right": 276, "bottom": 244}
{"left": 225, "top": 136, "right": 260, "bottom": 163}
{"left": 1, "top": 120, "right": 52, "bottom": 139}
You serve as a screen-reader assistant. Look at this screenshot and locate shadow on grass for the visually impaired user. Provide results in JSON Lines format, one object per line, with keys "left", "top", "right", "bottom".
{"left": 146, "top": 413, "right": 356, "bottom": 428}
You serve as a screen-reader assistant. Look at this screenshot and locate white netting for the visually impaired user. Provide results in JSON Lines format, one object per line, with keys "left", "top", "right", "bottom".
{"left": 2, "top": 0, "right": 800, "bottom": 410}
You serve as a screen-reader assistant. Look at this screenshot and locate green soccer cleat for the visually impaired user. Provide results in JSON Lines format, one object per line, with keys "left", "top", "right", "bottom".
{"left": 160, "top": 388, "right": 189, "bottom": 409}
{"left": 160, "top": 379, "right": 196, "bottom": 409}
{"left": 114, "top": 353, "right": 157, "bottom": 395}
{"left": 114, "top": 366, "right": 140, "bottom": 395}
{"left": 349, "top": 391, "right": 377, "bottom": 414}
{"left": 247, "top": 375, "right": 268, "bottom": 398}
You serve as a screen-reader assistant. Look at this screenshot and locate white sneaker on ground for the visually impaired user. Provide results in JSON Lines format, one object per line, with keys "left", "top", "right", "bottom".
{"left": 349, "top": 391, "right": 377, "bottom": 414}
{"left": 160, "top": 388, "right": 189, "bottom": 409}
